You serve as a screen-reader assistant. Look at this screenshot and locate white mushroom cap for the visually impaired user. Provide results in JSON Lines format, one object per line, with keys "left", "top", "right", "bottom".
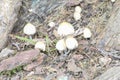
{"left": 83, "top": 28, "right": 92, "bottom": 38}
{"left": 65, "top": 36, "right": 78, "bottom": 50}
{"left": 73, "top": 12, "right": 81, "bottom": 21}
{"left": 23, "top": 23, "right": 36, "bottom": 35}
{"left": 75, "top": 6, "right": 82, "bottom": 13}
{"left": 57, "top": 22, "right": 75, "bottom": 36}
{"left": 48, "top": 22, "right": 55, "bottom": 28}
{"left": 56, "top": 39, "right": 67, "bottom": 51}
{"left": 35, "top": 41, "right": 46, "bottom": 51}
{"left": 111, "top": 0, "right": 116, "bottom": 2}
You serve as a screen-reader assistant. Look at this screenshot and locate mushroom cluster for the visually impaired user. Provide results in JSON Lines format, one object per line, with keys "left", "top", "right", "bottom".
{"left": 20, "top": 5, "right": 92, "bottom": 53}
{"left": 55, "top": 21, "right": 92, "bottom": 53}
{"left": 22, "top": 20, "right": 92, "bottom": 52}
{"left": 56, "top": 22, "right": 78, "bottom": 52}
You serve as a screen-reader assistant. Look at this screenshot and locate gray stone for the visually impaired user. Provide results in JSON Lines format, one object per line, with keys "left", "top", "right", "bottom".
{"left": 0, "top": 48, "right": 14, "bottom": 59}
{"left": 0, "top": 0, "right": 21, "bottom": 50}
{"left": 94, "top": 67, "right": 120, "bottom": 80}
{"left": 0, "top": 49, "right": 39, "bottom": 72}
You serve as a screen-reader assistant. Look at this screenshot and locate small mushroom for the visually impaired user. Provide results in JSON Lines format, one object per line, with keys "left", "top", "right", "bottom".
{"left": 75, "top": 6, "right": 82, "bottom": 13}
{"left": 23, "top": 23, "right": 36, "bottom": 39}
{"left": 48, "top": 22, "right": 55, "bottom": 28}
{"left": 35, "top": 41, "right": 46, "bottom": 51}
{"left": 111, "top": 0, "right": 116, "bottom": 2}
{"left": 57, "top": 22, "right": 75, "bottom": 36}
{"left": 65, "top": 36, "right": 78, "bottom": 50}
{"left": 83, "top": 28, "right": 92, "bottom": 39}
{"left": 56, "top": 39, "right": 67, "bottom": 51}
{"left": 73, "top": 12, "right": 81, "bottom": 21}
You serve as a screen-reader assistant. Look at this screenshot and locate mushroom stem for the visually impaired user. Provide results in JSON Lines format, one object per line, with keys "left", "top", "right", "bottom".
{"left": 64, "top": 49, "right": 71, "bottom": 56}
{"left": 85, "top": 38, "right": 91, "bottom": 51}
{"left": 29, "top": 35, "right": 32, "bottom": 40}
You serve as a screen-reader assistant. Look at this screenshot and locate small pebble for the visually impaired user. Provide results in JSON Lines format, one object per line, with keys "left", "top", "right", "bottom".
{"left": 99, "top": 57, "right": 112, "bottom": 66}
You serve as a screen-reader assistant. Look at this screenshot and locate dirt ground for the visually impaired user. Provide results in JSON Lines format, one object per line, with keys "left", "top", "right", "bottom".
{"left": 0, "top": 0, "right": 120, "bottom": 80}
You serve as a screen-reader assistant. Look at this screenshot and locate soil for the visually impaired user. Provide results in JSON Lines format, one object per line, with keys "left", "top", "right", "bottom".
{"left": 0, "top": 0, "right": 120, "bottom": 80}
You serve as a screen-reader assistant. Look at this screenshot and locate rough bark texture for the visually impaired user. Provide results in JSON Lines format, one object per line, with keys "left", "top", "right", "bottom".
{"left": 0, "top": 0, "right": 21, "bottom": 50}
{"left": 97, "top": 1, "right": 120, "bottom": 51}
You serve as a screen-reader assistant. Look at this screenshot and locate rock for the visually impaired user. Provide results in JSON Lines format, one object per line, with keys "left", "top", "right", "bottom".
{"left": 0, "top": 48, "right": 15, "bottom": 59}
{"left": 99, "top": 56, "right": 112, "bottom": 66}
{"left": 11, "top": 75, "right": 20, "bottom": 80}
{"left": 0, "top": 0, "right": 21, "bottom": 50}
{"left": 0, "top": 49, "right": 39, "bottom": 72}
{"left": 26, "top": 71, "right": 35, "bottom": 77}
{"left": 94, "top": 66, "right": 120, "bottom": 80}
{"left": 35, "top": 66, "right": 45, "bottom": 75}
{"left": 97, "top": 1, "right": 120, "bottom": 50}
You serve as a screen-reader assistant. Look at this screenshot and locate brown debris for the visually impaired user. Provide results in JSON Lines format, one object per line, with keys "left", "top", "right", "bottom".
{"left": 0, "top": 49, "right": 40, "bottom": 72}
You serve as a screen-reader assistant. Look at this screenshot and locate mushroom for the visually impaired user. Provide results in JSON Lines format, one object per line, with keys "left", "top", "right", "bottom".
{"left": 73, "top": 12, "right": 81, "bottom": 21}
{"left": 35, "top": 41, "right": 46, "bottom": 51}
{"left": 56, "top": 39, "right": 67, "bottom": 51}
{"left": 75, "top": 6, "right": 82, "bottom": 13}
{"left": 83, "top": 28, "right": 92, "bottom": 39}
{"left": 23, "top": 23, "right": 36, "bottom": 39}
{"left": 48, "top": 22, "right": 55, "bottom": 28}
{"left": 111, "top": 0, "right": 116, "bottom": 2}
{"left": 65, "top": 36, "right": 78, "bottom": 50}
{"left": 57, "top": 22, "right": 75, "bottom": 36}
